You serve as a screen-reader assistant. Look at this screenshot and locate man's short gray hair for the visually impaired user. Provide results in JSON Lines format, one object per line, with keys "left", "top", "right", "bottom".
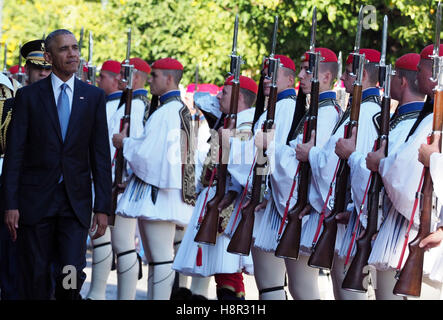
{"left": 44, "top": 29, "right": 75, "bottom": 53}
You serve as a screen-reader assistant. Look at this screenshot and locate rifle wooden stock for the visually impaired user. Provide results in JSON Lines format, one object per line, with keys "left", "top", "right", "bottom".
{"left": 109, "top": 88, "right": 133, "bottom": 226}
{"left": 227, "top": 86, "right": 278, "bottom": 255}
{"left": 308, "top": 84, "right": 362, "bottom": 270}
{"left": 194, "top": 83, "right": 239, "bottom": 244}
{"left": 275, "top": 82, "right": 318, "bottom": 259}
{"left": 394, "top": 89, "right": 443, "bottom": 297}
{"left": 342, "top": 95, "right": 390, "bottom": 291}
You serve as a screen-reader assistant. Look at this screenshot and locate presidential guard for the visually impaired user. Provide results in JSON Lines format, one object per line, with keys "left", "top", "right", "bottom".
{"left": 366, "top": 44, "right": 443, "bottom": 299}
{"left": 173, "top": 75, "right": 257, "bottom": 300}
{"left": 112, "top": 57, "right": 196, "bottom": 300}
{"left": 364, "top": 53, "right": 426, "bottom": 299}
{"left": 297, "top": 48, "right": 381, "bottom": 300}
{"left": 86, "top": 58, "right": 149, "bottom": 300}
{"left": 224, "top": 54, "right": 299, "bottom": 300}
{"left": 261, "top": 47, "right": 341, "bottom": 299}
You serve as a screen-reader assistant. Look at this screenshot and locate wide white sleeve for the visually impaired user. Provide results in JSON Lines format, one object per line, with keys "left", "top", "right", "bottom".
{"left": 122, "top": 103, "right": 182, "bottom": 189}
{"left": 348, "top": 103, "right": 381, "bottom": 227}
{"left": 430, "top": 152, "right": 443, "bottom": 201}
{"left": 379, "top": 114, "right": 433, "bottom": 225}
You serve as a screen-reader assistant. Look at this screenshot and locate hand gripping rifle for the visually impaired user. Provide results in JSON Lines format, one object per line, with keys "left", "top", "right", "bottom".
{"left": 87, "top": 32, "right": 97, "bottom": 86}
{"left": 76, "top": 27, "right": 86, "bottom": 81}
{"left": 275, "top": 7, "right": 319, "bottom": 260}
{"left": 227, "top": 16, "right": 279, "bottom": 255}
{"left": 109, "top": 29, "right": 134, "bottom": 226}
{"left": 394, "top": 2, "right": 443, "bottom": 297}
{"left": 342, "top": 17, "right": 392, "bottom": 291}
{"left": 194, "top": 15, "right": 241, "bottom": 245}
{"left": 308, "top": 12, "right": 366, "bottom": 269}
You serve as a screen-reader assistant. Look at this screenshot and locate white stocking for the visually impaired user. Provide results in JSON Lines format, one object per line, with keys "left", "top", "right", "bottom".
{"left": 189, "top": 276, "right": 211, "bottom": 298}
{"left": 86, "top": 226, "right": 112, "bottom": 300}
{"left": 111, "top": 215, "right": 139, "bottom": 300}
{"left": 285, "top": 255, "right": 320, "bottom": 300}
{"left": 251, "top": 246, "right": 287, "bottom": 300}
{"left": 330, "top": 253, "right": 368, "bottom": 300}
{"left": 139, "top": 219, "right": 176, "bottom": 300}
{"left": 173, "top": 226, "right": 189, "bottom": 288}
{"left": 374, "top": 269, "right": 403, "bottom": 300}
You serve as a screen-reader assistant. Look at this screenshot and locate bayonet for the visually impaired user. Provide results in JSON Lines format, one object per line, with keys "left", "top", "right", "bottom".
{"left": 431, "top": 1, "right": 442, "bottom": 82}
{"left": 122, "top": 28, "right": 134, "bottom": 89}
{"left": 337, "top": 51, "right": 343, "bottom": 83}
{"left": 266, "top": 16, "right": 279, "bottom": 80}
{"left": 76, "top": 27, "right": 85, "bottom": 80}
{"left": 3, "top": 43, "right": 9, "bottom": 76}
{"left": 17, "top": 43, "right": 27, "bottom": 86}
{"left": 79, "top": 27, "right": 84, "bottom": 57}
{"left": 87, "top": 32, "right": 96, "bottom": 86}
{"left": 351, "top": 5, "right": 364, "bottom": 77}
{"left": 195, "top": 63, "right": 199, "bottom": 92}
{"left": 378, "top": 15, "right": 388, "bottom": 88}
{"left": 229, "top": 14, "right": 239, "bottom": 76}
{"left": 308, "top": 6, "right": 317, "bottom": 74}
{"left": 88, "top": 31, "right": 93, "bottom": 65}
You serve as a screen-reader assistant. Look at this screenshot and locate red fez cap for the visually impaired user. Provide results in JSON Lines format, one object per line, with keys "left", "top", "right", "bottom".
{"left": 186, "top": 83, "right": 220, "bottom": 94}
{"left": 83, "top": 65, "right": 88, "bottom": 73}
{"left": 9, "top": 65, "right": 25, "bottom": 74}
{"left": 265, "top": 54, "right": 296, "bottom": 72}
{"left": 395, "top": 53, "right": 420, "bottom": 71}
{"left": 420, "top": 44, "right": 443, "bottom": 60}
{"left": 101, "top": 60, "right": 121, "bottom": 74}
{"left": 151, "top": 57, "right": 183, "bottom": 71}
{"left": 224, "top": 75, "right": 258, "bottom": 95}
{"left": 126, "top": 57, "right": 151, "bottom": 74}
{"left": 302, "top": 48, "right": 338, "bottom": 63}
{"left": 346, "top": 48, "right": 381, "bottom": 64}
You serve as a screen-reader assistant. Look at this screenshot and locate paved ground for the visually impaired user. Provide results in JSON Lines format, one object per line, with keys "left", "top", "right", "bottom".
{"left": 80, "top": 249, "right": 342, "bottom": 300}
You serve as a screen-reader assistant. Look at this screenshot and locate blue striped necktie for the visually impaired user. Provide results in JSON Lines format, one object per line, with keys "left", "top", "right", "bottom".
{"left": 57, "top": 83, "right": 70, "bottom": 140}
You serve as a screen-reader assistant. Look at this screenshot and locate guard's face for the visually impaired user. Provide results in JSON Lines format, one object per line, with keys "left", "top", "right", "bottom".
{"left": 98, "top": 70, "right": 119, "bottom": 95}
{"left": 148, "top": 69, "right": 168, "bottom": 96}
{"left": 44, "top": 34, "right": 79, "bottom": 77}
{"left": 390, "top": 70, "right": 402, "bottom": 102}
{"left": 416, "top": 59, "right": 434, "bottom": 97}
{"left": 263, "top": 65, "right": 294, "bottom": 96}
{"left": 341, "top": 64, "right": 356, "bottom": 94}
{"left": 26, "top": 65, "right": 52, "bottom": 84}
{"left": 216, "top": 85, "right": 232, "bottom": 114}
{"left": 298, "top": 61, "right": 312, "bottom": 94}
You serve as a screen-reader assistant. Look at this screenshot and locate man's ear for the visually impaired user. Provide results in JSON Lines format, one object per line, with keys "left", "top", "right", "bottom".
{"left": 44, "top": 51, "right": 52, "bottom": 65}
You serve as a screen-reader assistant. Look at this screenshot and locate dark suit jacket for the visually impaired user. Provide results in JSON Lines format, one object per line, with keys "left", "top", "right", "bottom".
{"left": 2, "top": 75, "right": 112, "bottom": 228}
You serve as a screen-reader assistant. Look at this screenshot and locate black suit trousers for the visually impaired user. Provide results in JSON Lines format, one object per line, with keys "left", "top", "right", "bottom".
{"left": 17, "top": 182, "right": 88, "bottom": 300}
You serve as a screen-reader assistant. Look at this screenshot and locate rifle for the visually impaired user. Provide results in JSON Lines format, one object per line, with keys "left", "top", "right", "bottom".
{"left": 393, "top": 2, "right": 443, "bottom": 297}
{"left": 275, "top": 7, "right": 319, "bottom": 260}
{"left": 76, "top": 27, "right": 85, "bottom": 81}
{"left": 109, "top": 29, "right": 134, "bottom": 226}
{"left": 16, "top": 44, "right": 27, "bottom": 86}
{"left": 308, "top": 7, "right": 365, "bottom": 269}
{"left": 2, "top": 43, "right": 9, "bottom": 77}
{"left": 194, "top": 15, "right": 241, "bottom": 245}
{"left": 227, "top": 16, "right": 279, "bottom": 255}
{"left": 342, "top": 17, "right": 392, "bottom": 291}
{"left": 87, "top": 31, "right": 97, "bottom": 86}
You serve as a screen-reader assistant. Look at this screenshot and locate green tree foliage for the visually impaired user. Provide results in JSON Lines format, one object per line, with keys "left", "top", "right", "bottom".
{"left": 1, "top": 0, "right": 440, "bottom": 86}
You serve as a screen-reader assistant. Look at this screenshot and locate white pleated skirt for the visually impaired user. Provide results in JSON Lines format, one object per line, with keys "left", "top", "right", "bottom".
{"left": 172, "top": 186, "right": 254, "bottom": 277}
{"left": 368, "top": 206, "right": 443, "bottom": 283}
{"left": 116, "top": 175, "right": 193, "bottom": 227}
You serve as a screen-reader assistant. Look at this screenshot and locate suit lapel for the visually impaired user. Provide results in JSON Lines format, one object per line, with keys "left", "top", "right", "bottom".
{"left": 40, "top": 76, "right": 63, "bottom": 143}
{"left": 65, "top": 78, "right": 86, "bottom": 142}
